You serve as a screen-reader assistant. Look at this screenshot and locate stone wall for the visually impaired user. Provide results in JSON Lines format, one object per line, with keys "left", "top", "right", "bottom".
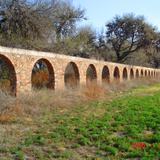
{"left": 0, "top": 46, "right": 159, "bottom": 96}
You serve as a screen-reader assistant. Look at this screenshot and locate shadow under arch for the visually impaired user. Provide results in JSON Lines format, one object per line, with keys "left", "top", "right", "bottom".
{"left": 0, "top": 54, "right": 17, "bottom": 96}
{"left": 31, "top": 58, "right": 55, "bottom": 89}
{"left": 130, "top": 68, "right": 134, "bottom": 79}
{"left": 151, "top": 71, "right": 153, "bottom": 77}
{"left": 154, "top": 71, "right": 156, "bottom": 77}
{"left": 145, "top": 70, "right": 147, "bottom": 76}
{"left": 141, "top": 69, "right": 143, "bottom": 76}
{"left": 122, "top": 67, "right": 128, "bottom": 80}
{"left": 136, "top": 69, "right": 139, "bottom": 78}
{"left": 86, "top": 64, "right": 97, "bottom": 86}
{"left": 64, "top": 62, "right": 80, "bottom": 89}
{"left": 148, "top": 70, "right": 151, "bottom": 77}
{"left": 113, "top": 66, "right": 120, "bottom": 82}
{"left": 102, "top": 65, "right": 110, "bottom": 84}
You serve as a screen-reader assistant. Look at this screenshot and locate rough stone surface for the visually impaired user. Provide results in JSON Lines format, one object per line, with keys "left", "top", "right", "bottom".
{"left": 0, "top": 46, "right": 159, "bottom": 95}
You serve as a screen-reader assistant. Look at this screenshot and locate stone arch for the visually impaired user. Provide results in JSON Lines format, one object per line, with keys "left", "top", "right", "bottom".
{"left": 155, "top": 71, "right": 158, "bottom": 77}
{"left": 151, "top": 71, "right": 153, "bottom": 77}
{"left": 141, "top": 69, "right": 144, "bottom": 76}
{"left": 145, "top": 70, "right": 147, "bottom": 76}
{"left": 122, "top": 67, "right": 128, "bottom": 80}
{"left": 64, "top": 62, "right": 80, "bottom": 89}
{"left": 31, "top": 58, "right": 55, "bottom": 89}
{"left": 130, "top": 68, "right": 134, "bottom": 79}
{"left": 154, "top": 71, "right": 156, "bottom": 77}
{"left": 136, "top": 69, "right": 139, "bottom": 78}
{"left": 102, "top": 65, "right": 110, "bottom": 84}
{"left": 0, "top": 54, "right": 17, "bottom": 95}
{"left": 148, "top": 70, "right": 151, "bottom": 77}
{"left": 113, "top": 66, "right": 120, "bottom": 82}
{"left": 153, "top": 71, "right": 155, "bottom": 77}
{"left": 86, "top": 64, "right": 97, "bottom": 85}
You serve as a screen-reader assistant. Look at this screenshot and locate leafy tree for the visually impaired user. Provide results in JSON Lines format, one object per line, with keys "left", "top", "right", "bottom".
{"left": 0, "top": 0, "right": 53, "bottom": 40}
{"left": 72, "top": 26, "right": 96, "bottom": 57}
{"left": 94, "top": 31, "right": 116, "bottom": 61}
{"left": 106, "top": 14, "right": 157, "bottom": 62}
{"left": 0, "top": 0, "right": 85, "bottom": 49}
{"left": 124, "top": 49, "right": 151, "bottom": 67}
{"left": 145, "top": 38, "right": 160, "bottom": 68}
{"left": 52, "top": 0, "right": 86, "bottom": 41}
{"left": 52, "top": 26, "right": 97, "bottom": 58}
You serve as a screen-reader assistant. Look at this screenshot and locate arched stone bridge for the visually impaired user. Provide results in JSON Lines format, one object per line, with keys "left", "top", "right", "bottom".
{"left": 0, "top": 46, "right": 159, "bottom": 96}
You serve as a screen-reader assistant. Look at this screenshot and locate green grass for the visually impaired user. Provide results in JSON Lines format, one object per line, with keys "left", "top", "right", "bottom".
{"left": 1, "top": 83, "right": 160, "bottom": 159}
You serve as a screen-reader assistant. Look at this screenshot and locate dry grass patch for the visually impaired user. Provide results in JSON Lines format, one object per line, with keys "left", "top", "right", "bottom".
{"left": 82, "top": 83, "right": 106, "bottom": 100}
{"left": 0, "top": 78, "right": 159, "bottom": 122}
{"left": 0, "top": 78, "right": 160, "bottom": 159}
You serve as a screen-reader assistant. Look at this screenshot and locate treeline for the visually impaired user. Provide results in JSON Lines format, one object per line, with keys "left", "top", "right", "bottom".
{"left": 0, "top": 0, "right": 160, "bottom": 68}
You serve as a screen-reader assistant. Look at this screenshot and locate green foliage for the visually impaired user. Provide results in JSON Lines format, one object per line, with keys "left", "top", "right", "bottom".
{"left": 53, "top": 0, "right": 86, "bottom": 40}
{"left": 0, "top": 0, "right": 85, "bottom": 50}
{"left": 106, "top": 14, "right": 157, "bottom": 63}
{"left": 2, "top": 83, "right": 160, "bottom": 158}
{"left": 0, "top": 1, "right": 159, "bottom": 67}
{"left": 0, "top": 0, "right": 51, "bottom": 40}
{"left": 24, "top": 134, "right": 46, "bottom": 146}
{"left": 52, "top": 26, "right": 97, "bottom": 58}
{"left": 14, "top": 151, "right": 25, "bottom": 160}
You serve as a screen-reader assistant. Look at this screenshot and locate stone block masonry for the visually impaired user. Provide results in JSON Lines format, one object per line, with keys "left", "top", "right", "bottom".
{"left": 0, "top": 46, "right": 159, "bottom": 96}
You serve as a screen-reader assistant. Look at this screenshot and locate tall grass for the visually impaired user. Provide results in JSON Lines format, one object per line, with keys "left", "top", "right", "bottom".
{"left": 0, "top": 77, "right": 159, "bottom": 123}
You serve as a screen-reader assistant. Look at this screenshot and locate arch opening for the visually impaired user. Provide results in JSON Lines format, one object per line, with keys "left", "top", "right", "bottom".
{"left": 145, "top": 70, "right": 147, "bottom": 76}
{"left": 141, "top": 70, "right": 143, "bottom": 76}
{"left": 113, "top": 66, "right": 120, "bottom": 82}
{"left": 151, "top": 71, "right": 153, "bottom": 77}
{"left": 64, "top": 62, "right": 80, "bottom": 89}
{"left": 86, "top": 64, "right": 97, "bottom": 85}
{"left": 122, "top": 68, "right": 128, "bottom": 80}
{"left": 31, "top": 59, "right": 55, "bottom": 89}
{"left": 136, "top": 69, "right": 139, "bottom": 78}
{"left": 0, "top": 55, "right": 16, "bottom": 96}
{"left": 148, "top": 70, "right": 151, "bottom": 77}
{"left": 102, "top": 66, "right": 110, "bottom": 84}
{"left": 130, "top": 69, "right": 134, "bottom": 79}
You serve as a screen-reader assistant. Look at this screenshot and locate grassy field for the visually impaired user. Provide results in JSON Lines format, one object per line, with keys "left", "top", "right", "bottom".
{"left": 1, "top": 81, "right": 160, "bottom": 159}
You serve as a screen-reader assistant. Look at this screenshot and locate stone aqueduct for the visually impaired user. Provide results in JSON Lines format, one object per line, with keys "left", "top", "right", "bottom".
{"left": 0, "top": 46, "right": 159, "bottom": 96}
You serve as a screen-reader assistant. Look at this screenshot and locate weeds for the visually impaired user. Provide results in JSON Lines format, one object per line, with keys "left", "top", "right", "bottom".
{"left": 0, "top": 78, "right": 160, "bottom": 159}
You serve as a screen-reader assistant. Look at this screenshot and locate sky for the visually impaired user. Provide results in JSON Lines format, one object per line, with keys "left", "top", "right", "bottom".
{"left": 72, "top": 0, "right": 160, "bottom": 32}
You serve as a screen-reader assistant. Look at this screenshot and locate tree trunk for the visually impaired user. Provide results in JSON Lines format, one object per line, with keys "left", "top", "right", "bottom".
{"left": 116, "top": 52, "right": 122, "bottom": 62}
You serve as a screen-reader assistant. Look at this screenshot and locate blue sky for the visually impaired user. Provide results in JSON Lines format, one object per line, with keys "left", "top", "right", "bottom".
{"left": 72, "top": 0, "right": 160, "bottom": 32}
